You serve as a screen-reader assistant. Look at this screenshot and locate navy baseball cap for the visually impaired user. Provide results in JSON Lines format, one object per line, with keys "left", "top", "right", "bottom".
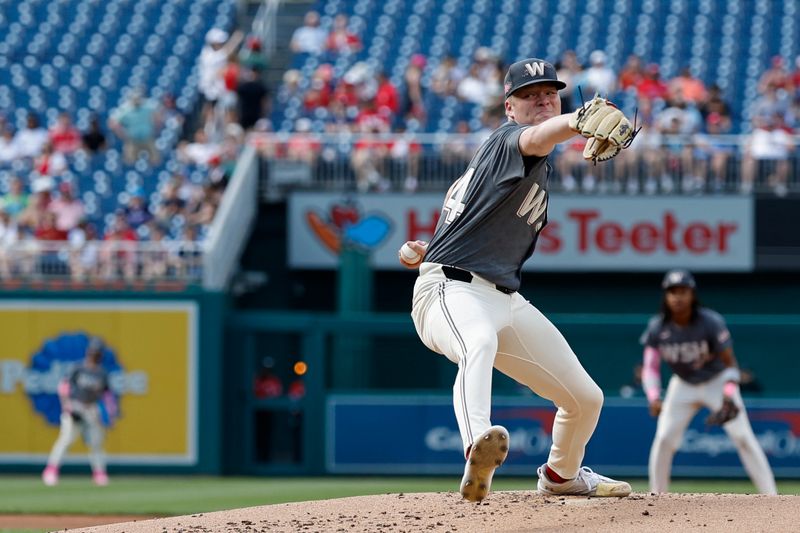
{"left": 504, "top": 58, "right": 566, "bottom": 99}
{"left": 661, "top": 269, "right": 696, "bottom": 290}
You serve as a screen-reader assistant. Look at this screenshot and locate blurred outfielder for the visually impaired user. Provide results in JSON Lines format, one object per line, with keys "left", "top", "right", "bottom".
{"left": 400, "top": 58, "right": 637, "bottom": 502}
{"left": 640, "top": 270, "right": 777, "bottom": 494}
{"left": 42, "top": 336, "right": 117, "bottom": 486}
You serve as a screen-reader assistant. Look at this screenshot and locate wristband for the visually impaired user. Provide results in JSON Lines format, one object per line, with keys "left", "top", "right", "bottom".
{"left": 719, "top": 367, "right": 741, "bottom": 384}
{"left": 723, "top": 381, "right": 738, "bottom": 398}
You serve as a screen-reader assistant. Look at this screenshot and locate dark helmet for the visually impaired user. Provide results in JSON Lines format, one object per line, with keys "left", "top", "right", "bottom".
{"left": 86, "top": 336, "right": 104, "bottom": 359}
{"left": 661, "top": 269, "right": 696, "bottom": 290}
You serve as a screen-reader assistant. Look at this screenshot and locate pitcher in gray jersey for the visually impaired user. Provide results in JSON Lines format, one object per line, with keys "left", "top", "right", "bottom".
{"left": 641, "top": 269, "right": 776, "bottom": 494}
{"left": 42, "top": 336, "right": 116, "bottom": 487}
{"left": 399, "top": 58, "right": 633, "bottom": 502}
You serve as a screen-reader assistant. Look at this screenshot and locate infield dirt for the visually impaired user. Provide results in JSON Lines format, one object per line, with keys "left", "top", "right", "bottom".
{"left": 59, "top": 491, "right": 796, "bottom": 532}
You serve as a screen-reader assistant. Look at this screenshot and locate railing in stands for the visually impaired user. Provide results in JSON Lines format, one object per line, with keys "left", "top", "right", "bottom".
{"left": 0, "top": 240, "right": 203, "bottom": 289}
{"left": 252, "top": 132, "right": 800, "bottom": 197}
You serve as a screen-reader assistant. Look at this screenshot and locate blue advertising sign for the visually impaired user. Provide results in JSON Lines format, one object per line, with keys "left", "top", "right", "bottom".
{"left": 326, "top": 395, "right": 800, "bottom": 477}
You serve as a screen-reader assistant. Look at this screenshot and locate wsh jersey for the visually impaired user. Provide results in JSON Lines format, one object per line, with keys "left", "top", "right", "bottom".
{"left": 424, "top": 121, "right": 549, "bottom": 291}
{"left": 69, "top": 365, "right": 110, "bottom": 404}
{"left": 640, "top": 307, "right": 733, "bottom": 384}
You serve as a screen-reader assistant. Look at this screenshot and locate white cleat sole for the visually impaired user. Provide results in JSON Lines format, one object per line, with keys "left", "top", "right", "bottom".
{"left": 460, "top": 426, "right": 509, "bottom": 502}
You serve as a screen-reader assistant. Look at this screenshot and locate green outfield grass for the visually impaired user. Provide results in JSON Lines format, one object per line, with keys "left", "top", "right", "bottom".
{"left": 0, "top": 476, "right": 798, "bottom": 517}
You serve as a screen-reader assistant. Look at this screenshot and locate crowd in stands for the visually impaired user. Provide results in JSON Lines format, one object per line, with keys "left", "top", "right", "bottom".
{"left": 0, "top": 24, "right": 271, "bottom": 283}
{"left": 272, "top": 11, "right": 800, "bottom": 197}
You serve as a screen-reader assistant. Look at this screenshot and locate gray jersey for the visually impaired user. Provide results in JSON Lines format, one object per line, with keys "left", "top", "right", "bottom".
{"left": 69, "top": 365, "right": 109, "bottom": 404}
{"left": 639, "top": 307, "right": 733, "bottom": 384}
{"left": 423, "top": 121, "right": 549, "bottom": 291}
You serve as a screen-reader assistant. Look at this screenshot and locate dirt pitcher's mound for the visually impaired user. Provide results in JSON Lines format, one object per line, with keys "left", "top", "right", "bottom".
{"left": 69, "top": 491, "right": 796, "bottom": 532}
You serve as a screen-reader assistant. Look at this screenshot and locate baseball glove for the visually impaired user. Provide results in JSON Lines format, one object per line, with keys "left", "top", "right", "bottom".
{"left": 705, "top": 397, "right": 740, "bottom": 426}
{"left": 569, "top": 95, "right": 637, "bottom": 162}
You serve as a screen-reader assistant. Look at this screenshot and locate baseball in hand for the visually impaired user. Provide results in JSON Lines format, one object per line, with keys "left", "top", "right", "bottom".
{"left": 400, "top": 243, "right": 422, "bottom": 264}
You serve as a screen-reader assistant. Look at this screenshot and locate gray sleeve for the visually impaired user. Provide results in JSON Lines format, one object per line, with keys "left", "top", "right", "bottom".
{"left": 639, "top": 316, "right": 661, "bottom": 347}
{"left": 703, "top": 309, "right": 734, "bottom": 353}
{"left": 493, "top": 125, "right": 531, "bottom": 186}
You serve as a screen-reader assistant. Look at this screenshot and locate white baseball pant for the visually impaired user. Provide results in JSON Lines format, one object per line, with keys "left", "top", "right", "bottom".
{"left": 412, "top": 263, "right": 603, "bottom": 478}
{"left": 46, "top": 403, "right": 107, "bottom": 474}
{"left": 649, "top": 371, "right": 777, "bottom": 494}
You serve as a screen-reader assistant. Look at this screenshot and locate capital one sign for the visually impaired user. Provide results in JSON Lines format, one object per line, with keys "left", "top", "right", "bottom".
{"left": 288, "top": 193, "right": 753, "bottom": 271}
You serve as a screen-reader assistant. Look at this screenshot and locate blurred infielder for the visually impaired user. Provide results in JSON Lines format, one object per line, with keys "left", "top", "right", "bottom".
{"left": 641, "top": 270, "right": 777, "bottom": 494}
{"left": 399, "top": 58, "right": 637, "bottom": 502}
{"left": 42, "top": 337, "right": 117, "bottom": 486}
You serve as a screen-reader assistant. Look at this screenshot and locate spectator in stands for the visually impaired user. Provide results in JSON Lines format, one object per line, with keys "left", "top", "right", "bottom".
{"left": 34, "top": 211, "right": 67, "bottom": 241}
{"left": 218, "top": 53, "right": 242, "bottom": 125}
{"left": 758, "top": 55, "right": 792, "bottom": 94}
{"left": 108, "top": 89, "right": 163, "bottom": 165}
{"left": 80, "top": 114, "right": 107, "bottom": 155}
{"left": 239, "top": 36, "right": 268, "bottom": 72}
{"left": 175, "top": 225, "right": 202, "bottom": 278}
{"left": 473, "top": 47, "right": 495, "bottom": 79}
{"left": 579, "top": 50, "right": 617, "bottom": 97}
{"left": 554, "top": 136, "right": 589, "bottom": 193}
{"left": 387, "top": 125, "right": 422, "bottom": 193}
{"left": 178, "top": 129, "right": 220, "bottom": 166}
{"left": 186, "top": 182, "right": 220, "bottom": 227}
{"left": 325, "top": 14, "right": 361, "bottom": 55}
{"left": 636, "top": 63, "right": 669, "bottom": 102}
{"left": 628, "top": 98, "right": 669, "bottom": 194}
{"left": 618, "top": 54, "right": 644, "bottom": 91}
{"left": 430, "top": 55, "right": 464, "bottom": 98}
{"left": 13, "top": 113, "right": 49, "bottom": 159}
{"left": 285, "top": 118, "right": 321, "bottom": 164}
{"left": 68, "top": 220, "right": 100, "bottom": 281}
{"left": 668, "top": 66, "right": 707, "bottom": 105}
{"left": 154, "top": 180, "right": 186, "bottom": 226}
{"left": 124, "top": 189, "right": 153, "bottom": 229}
{"left": 749, "top": 83, "right": 790, "bottom": 123}
{"left": 236, "top": 66, "right": 270, "bottom": 130}
{"left": 140, "top": 224, "right": 170, "bottom": 281}
{"left": 1, "top": 224, "right": 37, "bottom": 278}
{"left": 351, "top": 116, "right": 391, "bottom": 192}
{"left": 303, "top": 63, "right": 334, "bottom": 111}
{"left": 290, "top": 10, "right": 326, "bottom": 55}
{"left": 354, "top": 98, "right": 390, "bottom": 134}
{"left": 401, "top": 56, "right": 427, "bottom": 125}
{"left": 740, "top": 114, "right": 794, "bottom": 196}
{"left": 277, "top": 69, "right": 303, "bottom": 107}
{"left": 693, "top": 111, "right": 735, "bottom": 193}
{"left": 0, "top": 124, "right": 20, "bottom": 163}
{"left": 374, "top": 71, "right": 400, "bottom": 119}
{"left": 18, "top": 185, "right": 52, "bottom": 231}
{"left": 99, "top": 211, "right": 138, "bottom": 280}
{"left": 699, "top": 84, "right": 733, "bottom": 129}
{"left": 48, "top": 182, "right": 85, "bottom": 234}
{"left": 457, "top": 64, "right": 493, "bottom": 106}
{"left": 441, "top": 120, "right": 479, "bottom": 165}
{"left": 1, "top": 176, "right": 29, "bottom": 219}
{"left": 791, "top": 55, "right": 800, "bottom": 96}
{"left": 49, "top": 112, "right": 81, "bottom": 154}
{"left": 656, "top": 98, "right": 703, "bottom": 193}
{"left": 555, "top": 49, "right": 583, "bottom": 111}
{"left": 0, "top": 207, "right": 17, "bottom": 277}
{"left": 199, "top": 28, "right": 244, "bottom": 125}
{"left": 34, "top": 142, "right": 68, "bottom": 177}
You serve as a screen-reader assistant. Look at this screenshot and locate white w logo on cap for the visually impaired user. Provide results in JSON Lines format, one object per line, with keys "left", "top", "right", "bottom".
{"left": 524, "top": 62, "right": 545, "bottom": 77}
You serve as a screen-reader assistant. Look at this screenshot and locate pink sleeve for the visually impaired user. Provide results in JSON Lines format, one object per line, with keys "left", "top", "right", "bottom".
{"left": 57, "top": 379, "right": 70, "bottom": 398}
{"left": 102, "top": 391, "right": 118, "bottom": 420}
{"left": 642, "top": 347, "right": 661, "bottom": 403}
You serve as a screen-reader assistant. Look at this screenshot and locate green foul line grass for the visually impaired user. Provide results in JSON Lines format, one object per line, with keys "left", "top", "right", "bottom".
{"left": 0, "top": 476, "right": 797, "bottom": 516}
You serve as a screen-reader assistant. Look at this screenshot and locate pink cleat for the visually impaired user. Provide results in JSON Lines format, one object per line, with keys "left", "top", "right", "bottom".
{"left": 42, "top": 465, "right": 59, "bottom": 486}
{"left": 92, "top": 471, "right": 109, "bottom": 486}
